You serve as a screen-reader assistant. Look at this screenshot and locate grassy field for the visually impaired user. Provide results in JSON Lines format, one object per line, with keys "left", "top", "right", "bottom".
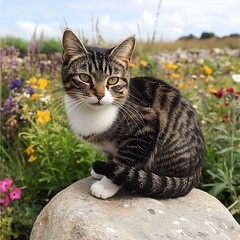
{"left": 1, "top": 37, "right": 240, "bottom": 239}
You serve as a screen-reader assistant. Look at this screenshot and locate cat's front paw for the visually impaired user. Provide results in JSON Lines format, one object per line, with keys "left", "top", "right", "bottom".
{"left": 90, "top": 169, "right": 103, "bottom": 180}
{"left": 91, "top": 176, "right": 120, "bottom": 199}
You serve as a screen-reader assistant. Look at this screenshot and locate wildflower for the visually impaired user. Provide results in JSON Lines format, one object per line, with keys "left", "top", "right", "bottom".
{"left": 129, "top": 63, "right": 135, "bottom": 68}
{"left": 26, "top": 145, "right": 34, "bottom": 155}
{"left": 139, "top": 60, "right": 148, "bottom": 67}
{"left": 226, "top": 87, "right": 234, "bottom": 93}
{"left": 0, "top": 195, "right": 10, "bottom": 207}
{"left": 187, "top": 81, "right": 193, "bottom": 86}
{"left": 8, "top": 78, "right": 23, "bottom": 90}
{"left": 0, "top": 178, "right": 13, "bottom": 193}
{"left": 37, "top": 110, "right": 51, "bottom": 123}
{"left": 166, "top": 62, "right": 178, "bottom": 70}
{"left": 178, "top": 83, "right": 184, "bottom": 90}
{"left": 22, "top": 105, "right": 28, "bottom": 112}
{"left": 29, "top": 77, "right": 37, "bottom": 85}
{"left": 208, "top": 87, "right": 217, "bottom": 94}
{"left": 232, "top": 74, "right": 240, "bottom": 83}
{"left": 28, "top": 155, "right": 37, "bottom": 163}
{"left": 215, "top": 104, "right": 221, "bottom": 110}
{"left": 204, "top": 77, "right": 210, "bottom": 83}
{"left": 222, "top": 114, "right": 229, "bottom": 122}
{"left": 224, "top": 101, "right": 229, "bottom": 106}
{"left": 31, "top": 93, "right": 39, "bottom": 100}
{"left": 215, "top": 88, "right": 224, "bottom": 98}
{"left": 9, "top": 187, "right": 21, "bottom": 200}
{"left": 236, "top": 91, "right": 240, "bottom": 97}
{"left": 203, "top": 66, "right": 213, "bottom": 75}
{"left": 172, "top": 73, "right": 180, "bottom": 79}
{"left": 38, "top": 78, "right": 48, "bottom": 90}
{"left": 27, "top": 86, "right": 35, "bottom": 95}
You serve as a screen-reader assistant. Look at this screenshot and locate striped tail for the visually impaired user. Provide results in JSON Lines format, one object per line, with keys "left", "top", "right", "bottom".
{"left": 93, "top": 161, "right": 201, "bottom": 198}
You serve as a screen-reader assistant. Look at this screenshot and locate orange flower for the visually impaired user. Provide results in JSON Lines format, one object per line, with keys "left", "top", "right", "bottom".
{"left": 129, "top": 63, "right": 135, "bottom": 68}
{"left": 38, "top": 78, "right": 48, "bottom": 90}
{"left": 139, "top": 60, "right": 148, "bottom": 67}
{"left": 187, "top": 81, "right": 193, "bottom": 86}
{"left": 26, "top": 145, "right": 34, "bottom": 155}
{"left": 31, "top": 93, "right": 39, "bottom": 100}
{"left": 172, "top": 73, "right": 180, "bottom": 79}
{"left": 178, "top": 83, "right": 184, "bottom": 90}
{"left": 29, "top": 77, "right": 37, "bottom": 85}
{"left": 208, "top": 87, "right": 217, "bottom": 94}
{"left": 37, "top": 110, "right": 51, "bottom": 123}
{"left": 166, "top": 62, "right": 177, "bottom": 70}
{"left": 215, "top": 104, "right": 221, "bottom": 110}
{"left": 203, "top": 66, "right": 213, "bottom": 75}
{"left": 28, "top": 155, "right": 37, "bottom": 163}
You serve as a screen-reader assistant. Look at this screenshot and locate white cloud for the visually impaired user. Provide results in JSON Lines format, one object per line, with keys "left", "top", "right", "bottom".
{"left": 143, "top": 11, "right": 155, "bottom": 25}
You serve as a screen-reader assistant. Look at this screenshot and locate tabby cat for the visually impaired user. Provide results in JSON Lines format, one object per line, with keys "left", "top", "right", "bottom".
{"left": 61, "top": 28, "right": 205, "bottom": 199}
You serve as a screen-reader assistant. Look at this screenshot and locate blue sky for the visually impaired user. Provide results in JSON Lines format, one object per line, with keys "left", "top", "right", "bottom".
{"left": 0, "top": 0, "right": 239, "bottom": 42}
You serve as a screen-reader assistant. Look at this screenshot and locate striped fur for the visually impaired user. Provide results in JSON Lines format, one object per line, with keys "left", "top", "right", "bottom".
{"left": 61, "top": 29, "right": 205, "bottom": 198}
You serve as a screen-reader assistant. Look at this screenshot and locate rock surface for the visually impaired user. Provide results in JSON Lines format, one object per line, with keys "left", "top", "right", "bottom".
{"left": 30, "top": 177, "right": 240, "bottom": 240}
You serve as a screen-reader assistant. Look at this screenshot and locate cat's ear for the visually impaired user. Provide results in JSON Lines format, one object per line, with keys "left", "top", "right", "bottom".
{"left": 62, "top": 28, "right": 89, "bottom": 62}
{"left": 110, "top": 36, "right": 135, "bottom": 64}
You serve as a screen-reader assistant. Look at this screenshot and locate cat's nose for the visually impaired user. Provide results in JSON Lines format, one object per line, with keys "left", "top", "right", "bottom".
{"left": 95, "top": 92, "right": 105, "bottom": 100}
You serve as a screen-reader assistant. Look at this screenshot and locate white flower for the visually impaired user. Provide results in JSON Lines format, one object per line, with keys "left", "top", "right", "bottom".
{"left": 232, "top": 74, "right": 240, "bottom": 83}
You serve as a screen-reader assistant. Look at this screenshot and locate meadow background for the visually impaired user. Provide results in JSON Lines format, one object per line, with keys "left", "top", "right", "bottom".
{"left": 1, "top": 30, "right": 240, "bottom": 239}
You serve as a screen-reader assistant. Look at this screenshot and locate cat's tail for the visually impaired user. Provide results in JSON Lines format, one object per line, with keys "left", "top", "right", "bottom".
{"left": 93, "top": 161, "right": 201, "bottom": 198}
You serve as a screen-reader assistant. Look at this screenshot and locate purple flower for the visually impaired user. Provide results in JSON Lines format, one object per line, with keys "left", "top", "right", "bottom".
{"left": 0, "top": 178, "right": 13, "bottom": 193}
{"left": 8, "top": 78, "right": 23, "bottom": 90}
{"left": 27, "top": 86, "right": 35, "bottom": 95}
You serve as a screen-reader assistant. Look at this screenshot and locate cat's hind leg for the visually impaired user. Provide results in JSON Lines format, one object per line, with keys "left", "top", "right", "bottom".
{"left": 91, "top": 176, "right": 120, "bottom": 199}
{"left": 90, "top": 169, "right": 104, "bottom": 180}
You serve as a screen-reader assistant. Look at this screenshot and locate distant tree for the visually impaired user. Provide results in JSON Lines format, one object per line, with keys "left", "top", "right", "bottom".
{"left": 228, "top": 33, "right": 240, "bottom": 38}
{"left": 178, "top": 34, "right": 197, "bottom": 40}
{"left": 200, "top": 32, "right": 216, "bottom": 39}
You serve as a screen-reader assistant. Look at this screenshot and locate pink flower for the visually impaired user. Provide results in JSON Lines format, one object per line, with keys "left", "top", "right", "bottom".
{"left": 0, "top": 195, "right": 10, "bottom": 207}
{"left": 9, "top": 187, "right": 21, "bottom": 200}
{"left": 0, "top": 178, "right": 13, "bottom": 193}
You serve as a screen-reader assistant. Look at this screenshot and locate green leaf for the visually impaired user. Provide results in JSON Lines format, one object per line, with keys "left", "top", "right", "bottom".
{"left": 209, "top": 182, "right": 227, "bottom": 196}
{"left": 216, "top": 146, "right": 237, "bottom": 154}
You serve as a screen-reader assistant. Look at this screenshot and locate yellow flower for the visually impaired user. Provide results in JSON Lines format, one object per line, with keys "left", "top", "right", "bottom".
{"left": 31, "top": 93, "right": 39, "bottom": 100}
{"left": 29, "top": 77, "right": 37, "bottom": 85}
{"left": 171, "top": 73, "right": 180, "bottom": 79}
{"left": 208, "top": 87, "right": 217, "bottom": 94}
{"left": 203, "top": 66, "right": 213, "bottom": 75}
{"left": 26, "top": 145, "right": 34, "bottom": 155}
{"left": 22, "top": 105, "right": 28, "bottom": 112}
{"left": 28, "top": 155, "right": 37, "bottom": 163}
{"left": 215, "top": 104, "right": 221, "bottom": 110}
{"left": 187, "top": 81, "right": 193, "bottom": 86}
{"left": 204, "top": 77, "right": 210, "bottom": 83}
{"left": 139, "top": 60, "right": 148, "bottom": 67}
{"left": 38, "top": 78, "right": 48, "bottom": 90}
{"left": 37, "top": 110, "right": 51, "bottom": 123}
{"left": 178, "top": 83, "right": 184, "bottom": 90}
{"left": 129, "top": 63, "right": 135, "bottom": 68}
{"left": 166, "top": 62, "right": 178, "bottom": 70}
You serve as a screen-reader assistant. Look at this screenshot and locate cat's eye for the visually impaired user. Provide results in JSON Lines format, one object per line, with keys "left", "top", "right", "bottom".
{"left": 79, "top": 73, "right": 92, "bottom": 83}
{"left": 108, "top": 77, "right": 119, "bottom": 85}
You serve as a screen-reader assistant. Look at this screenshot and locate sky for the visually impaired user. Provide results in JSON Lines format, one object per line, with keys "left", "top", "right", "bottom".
{"left": 0, "top": 0, "right": 240, "bottom": 42}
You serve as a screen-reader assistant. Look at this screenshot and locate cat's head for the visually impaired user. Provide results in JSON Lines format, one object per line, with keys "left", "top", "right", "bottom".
{"left": 61, "top": 28, "right": 135, "bottom": 109}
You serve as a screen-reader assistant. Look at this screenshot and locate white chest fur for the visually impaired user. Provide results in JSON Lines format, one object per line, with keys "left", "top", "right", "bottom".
{"left": 64, "top": 94, "right": 119, "bottom": 137}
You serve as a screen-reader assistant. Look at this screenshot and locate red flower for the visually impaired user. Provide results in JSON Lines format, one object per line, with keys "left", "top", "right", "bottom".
{"left": 222, "top": 114, "right": 229, "bottom": 122}
{"left": 236, "top": 91, "right": 240, "bottom": 97}
{"left": 224, "top": 101, "right": 229, "bottom": 106}
{"left": 226, "top": 87, "right": 234, "bottom": 93}
{"left": 215, "top": 88, "right": 224, "bottom": 98}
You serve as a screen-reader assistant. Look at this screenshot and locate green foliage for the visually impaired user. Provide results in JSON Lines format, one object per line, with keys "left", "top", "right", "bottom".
{"left": 200, "top": 32, "right": 216, "bottom": 39}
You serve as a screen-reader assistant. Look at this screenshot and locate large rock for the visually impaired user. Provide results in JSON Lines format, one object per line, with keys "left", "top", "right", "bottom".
{"left": 30, "top": 177, "right": 240, "bottom": 240}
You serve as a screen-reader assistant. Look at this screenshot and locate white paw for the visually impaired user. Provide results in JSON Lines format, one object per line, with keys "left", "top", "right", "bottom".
{"left": 91, "top": 176, "right": 120, "bottom": 199}
{"left": 90, "top": 169, "right": 104, "bottom": 180}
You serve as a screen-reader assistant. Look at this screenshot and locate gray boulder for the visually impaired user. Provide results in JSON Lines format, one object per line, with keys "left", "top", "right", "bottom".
{"left": 30, "top": 177, "right": 240, "bottom": 240}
